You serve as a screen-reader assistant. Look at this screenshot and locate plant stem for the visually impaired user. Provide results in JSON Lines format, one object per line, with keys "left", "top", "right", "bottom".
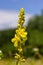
{"left": 16, "top": 59, "right": 21, "bottom": 65}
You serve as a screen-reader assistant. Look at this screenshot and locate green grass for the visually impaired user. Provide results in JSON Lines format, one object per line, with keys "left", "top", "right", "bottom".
{"left": 0, "top": 58, "right": 43, "bottom": 65}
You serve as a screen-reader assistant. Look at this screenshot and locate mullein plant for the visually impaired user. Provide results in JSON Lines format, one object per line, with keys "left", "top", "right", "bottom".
{"left": 11, "top": 8, "right": 27, "bottom": 65}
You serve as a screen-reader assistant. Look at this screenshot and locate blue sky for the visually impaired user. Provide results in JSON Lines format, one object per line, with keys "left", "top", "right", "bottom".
{"left": 0, "top": 0, "right": 43, "bottom": 15}
{"left": 0, "top": 0, "right": 43, "bottom": 30}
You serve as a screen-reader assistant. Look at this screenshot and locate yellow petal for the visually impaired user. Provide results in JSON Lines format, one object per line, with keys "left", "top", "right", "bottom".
{"left": 15, "top": 56, "right": 19, "bottom": 59}
{"left": 18, "top": 48, "right": 23, "bottom": 52}
{"left": 21, "top": 59, "right": 26, "bottom": 62}
{"left": 20, "top": 8, "right": 24, "bottom": 13}
{"left": 14, "top": 42, "right": 18, "bottom": 47}
{"left": 11, "top": 38, "right": 15, "bottom": 43}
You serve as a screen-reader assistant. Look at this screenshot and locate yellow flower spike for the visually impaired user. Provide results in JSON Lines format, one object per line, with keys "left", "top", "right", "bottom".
{"left": 17, "top": 8, "right": 25, "bottom": 28}
{"left": 11, "top": 8, "right": 27, "bottom": 65}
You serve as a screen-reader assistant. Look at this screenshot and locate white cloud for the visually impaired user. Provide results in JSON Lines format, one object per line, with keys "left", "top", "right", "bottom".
{"left": 0, "top": 10, "right": 31, "bottom": 30}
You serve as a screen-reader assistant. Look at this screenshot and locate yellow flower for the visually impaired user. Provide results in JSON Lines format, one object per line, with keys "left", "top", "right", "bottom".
{"left": 15, "top": 56, "right": 18, "bottom": 59}
{"left": 11, "top": 34, "right": 21, "bottom": 47}
{"left": 16, "top": 28, "right": 27, "bottom": 38}
{"left": 18, "top": 48, "right": 23, "bottom": 52}
{"left": 23, "top": 37, "right": 27, "bottom": 41}
{"left": 20, "top": 31, "right": 27, "bottom": 38}
{"left": 21, "top": 20, "right": 24, "bottom": 23}
{"left": 20, "top": 8, "right": 24, "bottom": 14}
{"left": 18, "top": 19, "right": 21, "bottom": 23}
{"left": 18, "top": 16, "right": 21, "bottom": 19}
{"left": 18, "top": 15, "right": 25, "bottom": 20}
{"left": 18, "top": 19, "right": 24, "bottom": 25}
{"left": 14, "top": 42, "right": 18, "bottom": 47}
{"left": 11, "top": 34, "right": 20, "bottom": 43}
{"left": 17, "top": 24, "right": 21, "bottom": 28}
{"left": 15, "top": 53, "right": 20, "bottom": 59}
{"left": 21, "top": 59, "right": 26, "bottom": 62}
{"left": 20, "top": 36, "right": 27, "bottom": 44}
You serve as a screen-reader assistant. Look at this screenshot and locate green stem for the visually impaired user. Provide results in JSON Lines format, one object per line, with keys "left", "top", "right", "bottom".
{"left": 16, "top": 59, "right": 21, "bottom": 65}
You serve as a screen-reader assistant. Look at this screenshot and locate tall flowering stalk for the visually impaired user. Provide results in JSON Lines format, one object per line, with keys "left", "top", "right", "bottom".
{"left": 11, "top": 8, "right": 27, "bottom": 65}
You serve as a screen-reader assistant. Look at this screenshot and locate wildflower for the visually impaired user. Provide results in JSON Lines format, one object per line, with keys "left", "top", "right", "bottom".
{"left": 21, "top": 58, "right": 26, "bottom": 62}
{"left": 15, "top": 55, "right": 20, "bottom": 59}
{"left": 20, "top": 8, "right": 24, "bottom": 14}
{"left": 14, "top": 42, "right": 18, "bottom": 47}
{"left": 15, "top": 56, "right": 18, "bottom": 59}
{"left": 11, "top": 34, "right": 20, "bottom": 43}
{"left": 15, "top": 53, "right": 20, "bottom": 59}
{"left": 11, "top": 8, "right": 27, "bottom": 65}
{"left": 19, "top": 31, "right": 27, "bottom": 38}
{"left": 11, "top": 34, "right": 21, "bottom": 47}
{"left": 17, "top": 24, "right": 21, "bottom": 28}
{"left": 18, "top": 48, "right": 23, "bottom": 52}
{"left": 16, "top": 28, "right": 27, "bottom": 39}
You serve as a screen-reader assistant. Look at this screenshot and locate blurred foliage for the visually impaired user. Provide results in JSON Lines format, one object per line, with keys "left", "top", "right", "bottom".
{"left": 0, "top": 11, "right": 43, "bottom": 58}
{"left": 26, "top": 12, "right": 43, "bottom": 57}
{"left": 0, "top": 29, "right": 16, "bottom": 58}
